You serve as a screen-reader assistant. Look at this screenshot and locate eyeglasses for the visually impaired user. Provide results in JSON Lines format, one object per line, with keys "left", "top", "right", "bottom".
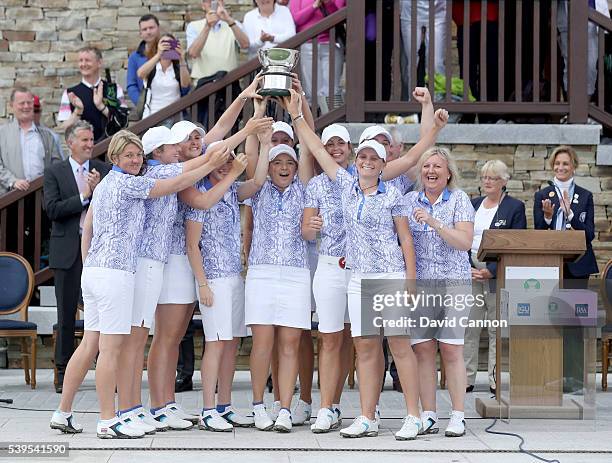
{"left": 480, "top": 176, "right": 502, "bottom": 182}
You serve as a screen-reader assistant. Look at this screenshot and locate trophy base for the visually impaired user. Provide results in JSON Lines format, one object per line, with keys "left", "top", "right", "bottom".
{"left": 257, "top": 88, "right": 291, "bottom": 97}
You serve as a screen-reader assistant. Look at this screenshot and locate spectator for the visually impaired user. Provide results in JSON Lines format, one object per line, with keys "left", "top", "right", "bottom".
{"left": 0, "top": 86, "right": 62, "bottom": 194}
{"left": 400, "top": 0, "right": 447, "bottom": 93}
{"left": 244, "top": 0, "right": 296, "bottom": 60}
{"left": 43, "top": 120, "right": 110, "bottom": 394}
{"left": 465, "top": 160, "right": 526, "bottom": 395}
{"left": 187, "top": 0, "right": 249, "bottom": 126}
{"left": 127, "top": 14, "right": 162, "bottom": 106}
{"left": 290, "top": 0, "right": 345, "bottom": 112}
{"left": 187, "top": 0, "right": 249, "bottom": 82}
{"left": 57, "top": 46, "right": 127, "bottom": 143}
{"left": 557, "top": 0, "right": 610, "bottom": 98}
{"left": 137, "top": 33, "right": 191, "bottom": 122}
{"left": 33, "top": 95, "right": 65, "bottom": 160}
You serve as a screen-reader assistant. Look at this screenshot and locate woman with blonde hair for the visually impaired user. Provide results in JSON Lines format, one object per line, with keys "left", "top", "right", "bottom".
{"left": 403, "top": 146, "right": 475, "bottom": 438}
{"left": 465, "top": 160, "right": 526, "bottom": 394}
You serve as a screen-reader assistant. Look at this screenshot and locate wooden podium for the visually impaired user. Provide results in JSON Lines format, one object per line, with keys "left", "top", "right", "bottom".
{"left": 475, "top": 230, "right": 586, "bottom": 418}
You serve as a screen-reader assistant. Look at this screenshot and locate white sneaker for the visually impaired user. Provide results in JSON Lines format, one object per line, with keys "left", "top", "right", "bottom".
{"left": 340, "top": 415, "right": 378, "bottom": 438}
{"left": 375, "top": 404, "right": 381, "bottom": 426}
{"left": 274, "top": 408, "right": 292, "bottom": 433}
{"left": 291, "top": 399, "right": 312, "bottom": 425}
{"left": 419, "top": 412, "right": 439, "bottom": 435}
{"left": 199, "top": 409, "right": 233, "bottom": 432}
{"left": 220, "top": 406, "right": 254, "bottom": 427}
{"left": 253, "top": 403, "right": 274, "bottom": 431}
{"left": 121, "top": 411, "right": 156, "bottom": 435}
{"left": 333, "top": 404, "right": 343, "bottom": 426}
{"left": 395, "top": 415, "right": 422, "bottom": 441}
{"left": 135, "top": 407, "right": 169, "bottom": 432}
{"left": 151, "top": 407, "right": 193, "bottom": 430}
{"left": 167, "top": 403, "right": 199, "bottom": 425}
{"left": 50, "top": 410, "right": 83, "bottom": 434}
{"left": 311, "top": 407, "right": 339, "bottom": 433}
{"left": 445, "top": 411, "right": 466, "bottom": 437}
{"left": 96, "top": 416, "right": 145, "bottom": 439}
{"left": 270, "top": 400, "right": 281, "bottom": 420}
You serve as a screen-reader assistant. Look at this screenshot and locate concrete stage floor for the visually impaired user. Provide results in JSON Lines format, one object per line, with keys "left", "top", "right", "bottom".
{"left": 1, "top": 369, "right": 611, "bottom": 463}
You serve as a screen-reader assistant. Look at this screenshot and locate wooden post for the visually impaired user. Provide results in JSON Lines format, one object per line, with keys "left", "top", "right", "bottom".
{"left": 568, "top": 0, "right": 589, "bottom": 123}
{"left": 345, "top": 0, "right": 365, "bottom": 122}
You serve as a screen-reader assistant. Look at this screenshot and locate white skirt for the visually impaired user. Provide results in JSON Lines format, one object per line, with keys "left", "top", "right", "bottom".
{"left": 158, "top": 254, "right": 197, "bottom": 304}
{"left": 198, "top": 275, "right": 247, "bottom": 341}
{"left": 313, "top": 255, "right": 350, "bottom": 333}
{"left": 131, "top": 257, "right": 165, "bottom": 329}
{"left": 82, "top": 267, "right": 135, "bottom": 335}
{"left": 245, "top": 264, "right": 311, "bottom": 329}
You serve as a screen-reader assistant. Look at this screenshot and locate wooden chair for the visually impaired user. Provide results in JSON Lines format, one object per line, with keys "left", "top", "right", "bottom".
{"left": 0, "top": 252, "right": 37, "bottom": 389}
{"left": 600, "top": 260, "right": 612, "bottom": 391}
{"left": 52, "top": 304, "right": 84, "bottom": 388}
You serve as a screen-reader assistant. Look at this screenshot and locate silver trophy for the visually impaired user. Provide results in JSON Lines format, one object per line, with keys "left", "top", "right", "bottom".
{"left": 257, "top": 48, "right": 300, "bottom": 97}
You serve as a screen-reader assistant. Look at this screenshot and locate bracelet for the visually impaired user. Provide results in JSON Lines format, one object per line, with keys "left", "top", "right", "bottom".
{"left": 198, "top": 281, "right": 208, "bottom": 287}
{"left": 229, "top": 22, "right": 237, "bottom": 27}
{"left": 293, "top": 113, "right": 304, "bottom": 122}
{"left": 240, "top": 96, "right": 248, "bottom": 102}
{"left": 436, "top": 222, "right": 445, "bottom": 232}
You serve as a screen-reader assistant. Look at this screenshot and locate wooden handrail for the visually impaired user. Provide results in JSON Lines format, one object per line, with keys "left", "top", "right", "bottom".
{"left": 589, "top": 9, "right": 612, "bottom": 31}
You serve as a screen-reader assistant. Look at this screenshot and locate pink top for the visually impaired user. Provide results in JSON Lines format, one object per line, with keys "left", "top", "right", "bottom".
{"left": 289, "top": 0, "right": 346, "bottom": 43}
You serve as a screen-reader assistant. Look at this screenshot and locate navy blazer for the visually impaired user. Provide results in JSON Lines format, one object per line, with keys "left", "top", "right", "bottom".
{"left": 43, "top": 158, "right": 111, "bottom": 270}
{"left": 469, "top": 194, "right": 527, "bottom": 279}
{"left": 533, "top": 183, "right": 598, "bottom": 277}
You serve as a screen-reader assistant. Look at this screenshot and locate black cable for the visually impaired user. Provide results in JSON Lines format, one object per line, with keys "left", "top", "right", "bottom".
{"left": 485, "top": 418, "right": 561, "bottom": 463}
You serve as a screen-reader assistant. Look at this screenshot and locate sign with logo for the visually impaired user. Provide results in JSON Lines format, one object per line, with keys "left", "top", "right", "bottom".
{"left": 517, "top": 303, "right": 531, "bottom": 317}
{"left": 575, "top": 304, "right": 588, "bottom": 317}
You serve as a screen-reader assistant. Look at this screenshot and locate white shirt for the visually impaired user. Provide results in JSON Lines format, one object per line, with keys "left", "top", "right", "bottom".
{"left": 142, "top": 62, "right": 181, "bottom": 118}
{"left": 58, "top": 78, "right": 125, "bottom": 122}
{"left": 20, "top": 124, "right": 44, "bottom": 181}
{"left": 471, "top": 202, "right": 499, "bottom": 255}
{"left": 243, "top": 5, "right": 296, "bottom": 60}
{"left": 68, "top": 156, "right": 90, "bottom": 205}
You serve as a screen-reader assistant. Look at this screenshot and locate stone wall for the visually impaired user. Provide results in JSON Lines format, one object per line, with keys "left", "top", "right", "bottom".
{"left": 0, "top": 0, "right": 254, "bottom": 127}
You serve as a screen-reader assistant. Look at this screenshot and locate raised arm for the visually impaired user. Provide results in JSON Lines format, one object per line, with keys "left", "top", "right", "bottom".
{"left": 204, "top": 76, "right": 263, "bottom": 144}
{"left": 223, "top": 116, "right": 274, "bottom": 153}
{"left": 238, "top": 130, "right": 272, "bottom": 201}
{"left": 245, "top": 96, "right": 269, "bottom": 178}
{"left": 179, "top": 154, "right": 247, "bottom": 210}
{"left": 182, "top": 138, "right": 231, "bottom": 173}
{"left": 413, "top": 86, "right": 434, "bottom": 140}
{"left": 382, "top": 108, "right": 448, "bottom": 181}
{"left": 149, "top": 147, "right": 229, "bottom": 198}
{"left": 285, "top": 89, "right": 339, "bottom": 180}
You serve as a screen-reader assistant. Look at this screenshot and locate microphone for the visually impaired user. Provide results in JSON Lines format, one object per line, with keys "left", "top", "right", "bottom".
{"left": 547, "top": 180, "right": 570, "bottom": 230}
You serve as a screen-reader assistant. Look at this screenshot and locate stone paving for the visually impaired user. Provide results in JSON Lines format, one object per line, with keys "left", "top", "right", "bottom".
{"left": 1, "top": 369, "right": 612, "bottom": 463}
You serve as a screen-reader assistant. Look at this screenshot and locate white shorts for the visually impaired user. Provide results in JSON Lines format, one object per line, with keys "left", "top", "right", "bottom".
{"left": 158, "top": 254, "right": 197, "bottom": 304}
{"left": 198, "top": 275, "right": 247, "bottom": 341}
{"left": 131, "top": 257, "right": 164, "bottom": 329}
{"left": 347, "top": 270, "right": 406, "bottom": 338}
{"left": 245, "top": 264, "right": 311, "bottom": 329}
{"left": 313, "top": 255, "right": 350, "bottom": 333}
{"left": 82, "top": 267, "right": 135, "bottom": 335}
{"left": 410, "top": 281, "right": 470, "bottom": 346}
